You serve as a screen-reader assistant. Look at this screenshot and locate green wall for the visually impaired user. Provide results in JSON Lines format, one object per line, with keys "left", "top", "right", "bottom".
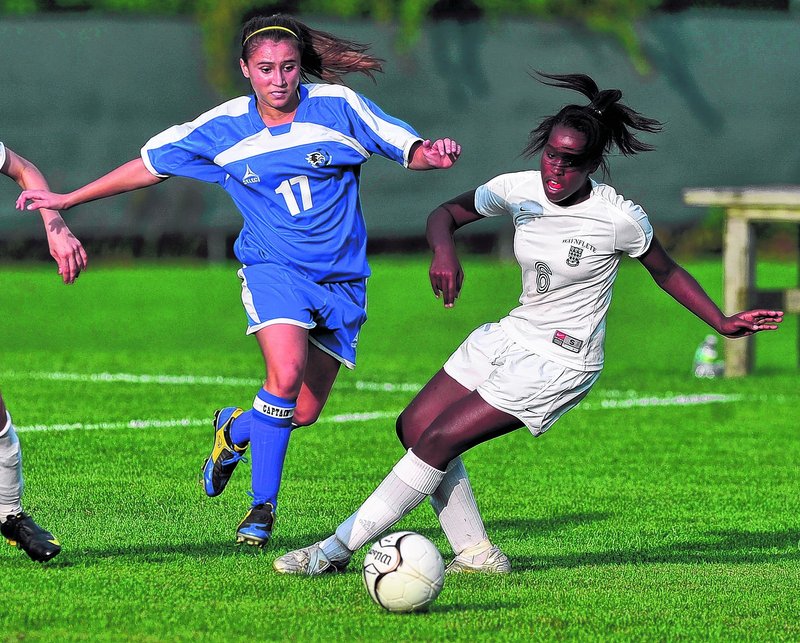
{"left": 1, "top": 12, "right": 799, "bottom": 249}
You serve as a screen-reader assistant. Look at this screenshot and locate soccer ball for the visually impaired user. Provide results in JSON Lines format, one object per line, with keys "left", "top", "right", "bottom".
{"left": 362, "top": 531, "right": 445, "bottom": 613}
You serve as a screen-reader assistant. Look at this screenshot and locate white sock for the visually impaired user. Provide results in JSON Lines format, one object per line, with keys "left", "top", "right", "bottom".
{"left": 318, "top": 533, "right": 352, "bottom": 563}
{"left": 0, "top": 412, "right": 23, "bottom": 520}
{"left": 331, "top": 449, "right": 445, "bottom": 553}
{"left": 430, "top": 457, "right": 490, "bottom": 556}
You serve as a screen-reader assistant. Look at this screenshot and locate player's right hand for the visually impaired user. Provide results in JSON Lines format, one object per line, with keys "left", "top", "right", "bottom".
{"left": 16, "top": 189, "right": 70, "bottom": 212}
{"left": 429, "top": 248, "right": 464, "bottom": 308}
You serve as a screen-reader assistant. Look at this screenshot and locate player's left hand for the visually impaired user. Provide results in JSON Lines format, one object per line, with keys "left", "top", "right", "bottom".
{"left": 718, "top": 309, "right": 783, "bottom": 338}
{"left": 418, "top": 138, "right": 461, "bottom": 169}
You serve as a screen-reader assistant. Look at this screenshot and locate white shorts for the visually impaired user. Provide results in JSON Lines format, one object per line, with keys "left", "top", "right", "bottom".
{"left": 443, "top": 323, "right": 601, "bottom": 436}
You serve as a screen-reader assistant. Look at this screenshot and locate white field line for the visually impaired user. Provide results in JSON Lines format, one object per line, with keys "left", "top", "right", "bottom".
{"left": 6, "top": 369, "right": 755, "bottom": 433}
{"left": 0, "top": 370, "right": 420, "bottom": 392}
{"left": 585, "top": 393, "right": 744, "bottom": 409}
{"left": 17, "top": 411, "right": 400, "bottom": 433}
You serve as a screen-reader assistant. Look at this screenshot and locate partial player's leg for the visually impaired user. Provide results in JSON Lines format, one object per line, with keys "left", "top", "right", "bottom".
{"left": 396, "top": 368, "right": 472, "bottom": 448}
{"left": 232, "top": 327, "right": 342, "bottom": 547}
{"left": 396, "top": 369, "right": 510, "bottom": 573}
{"left": 293, "top": 342, "right": 342, "bottom": 428}
{"left": 231, "top": 323, "right": 307, "bottom": 547}
{"left": 234, "top": 342, "right": 342, "bottom": 547}
{"left": 0, "top": 395, "right": 61, "bottom": 562}
{"left": 208, "top": 267, "right": 358, "bottom": 547}
{"left": 274, "top": 394, "right": 520, "bottom": 574}
{"left": 0, "top": 401, "right": 23, "bottom": 526}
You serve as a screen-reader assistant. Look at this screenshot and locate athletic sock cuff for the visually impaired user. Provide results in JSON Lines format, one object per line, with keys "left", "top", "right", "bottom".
{"left": 253, "top": 390, "right": 296, "bottom": 420}
{"left": 392, "top": 449, "right": 445, "bottom": 495}
{"left": 445, "top": 456, "right": 465, "bottom": 474}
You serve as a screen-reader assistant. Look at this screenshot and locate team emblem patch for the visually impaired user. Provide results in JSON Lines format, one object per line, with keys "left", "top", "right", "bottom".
{"left": 552, "top": 330, "right": 584, "bottom": 353}
{"left": 306, "top": 149, "right": 332, "bottom": 168}
{"left": 566, "top": 245, "right": 583, "bottom": 267}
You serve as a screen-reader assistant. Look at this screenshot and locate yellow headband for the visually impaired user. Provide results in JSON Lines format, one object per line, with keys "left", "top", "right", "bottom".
{"left": 243, "top": 25, "right": 299, "bottom": 46}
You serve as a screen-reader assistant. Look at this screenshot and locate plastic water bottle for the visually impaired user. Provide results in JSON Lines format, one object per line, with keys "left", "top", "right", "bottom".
{"left": 693, "top": 334, "right": 724, "bottom": 378}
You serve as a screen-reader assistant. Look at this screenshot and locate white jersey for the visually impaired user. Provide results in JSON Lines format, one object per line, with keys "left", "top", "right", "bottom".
{"left": 475, "top": 170, "right": 653, "bottom": 371}
{"left": 0, "top": 142, "right": 6, "bottom": 169}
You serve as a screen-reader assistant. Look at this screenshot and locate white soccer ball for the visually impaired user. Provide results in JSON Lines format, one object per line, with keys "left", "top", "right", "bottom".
{"left": 362, "top": 531, "right": 445, "bottom": 613}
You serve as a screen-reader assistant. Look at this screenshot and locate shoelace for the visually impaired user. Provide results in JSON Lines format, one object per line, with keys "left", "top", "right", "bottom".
{"left": 244, "top": 491, "right": 275, "bottom": 512}
{"left": 221, "top": 451, "right": 248, "bottom": 466}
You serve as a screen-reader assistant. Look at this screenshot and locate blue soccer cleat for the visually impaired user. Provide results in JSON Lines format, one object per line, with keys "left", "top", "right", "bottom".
{"left": 201, "top": 407, "right": 247, "bottom": 497}
{"left": 235, "top": 502, "right": 275, "bottom": 548}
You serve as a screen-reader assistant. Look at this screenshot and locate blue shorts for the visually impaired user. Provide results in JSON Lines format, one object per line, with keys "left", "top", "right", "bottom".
{"left": 237, "top": 263, "right": 367, "bottom": 369}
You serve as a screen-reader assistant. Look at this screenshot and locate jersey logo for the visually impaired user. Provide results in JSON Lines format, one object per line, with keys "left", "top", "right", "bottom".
{"left": 242, "top": 165, "right": 260, "bottom": 184}
{"left": 552, "top": 331, "right": 584, "bottom": 353}
{"left": 306, "top": 149, "right": 332, "bottom": 168}
{"left": 513, "top": 200, "right": 544, "bottom": 227}
{"left": 566, "top": 245, "right": 584, "bottom": 267}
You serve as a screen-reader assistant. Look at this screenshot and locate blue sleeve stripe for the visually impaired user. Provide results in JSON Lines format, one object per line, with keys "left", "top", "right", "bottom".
{"left": 307, "top": 84, "right": 421, "bottom": 165}
{"left": 140, "top": 97, "right": 252, "bottom": 176}
{"left": 474, "top": 184, "right": 507, "bottom": 218}
{"left": 214, "top": 122, "right": 370, "bottom": 167}
{"left": 144, "top": 96, "right": 251, "bottom": 150}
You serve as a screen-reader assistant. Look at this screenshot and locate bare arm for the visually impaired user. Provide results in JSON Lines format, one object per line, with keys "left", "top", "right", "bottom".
{"left": 16, "top": 158, "right": 164, "bottom": 212}
{"left": 426, "top": 190, "right": 485, "bottom": 307}
{"left": 2, "top": 148, "right": 87, "bottom": 284}
{"left": 408, "top": 138, "right": 462, "bottom": 171}
{"left": 639, "top": 235, "right": 783, "bottom": 337}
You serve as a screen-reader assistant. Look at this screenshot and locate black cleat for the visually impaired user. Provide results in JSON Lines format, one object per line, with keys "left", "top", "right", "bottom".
{"left": 236, "top": 502, "right": 275, "bottom": 548}
{"left": 1, "top": 512, "right": 61, "bottom": 562}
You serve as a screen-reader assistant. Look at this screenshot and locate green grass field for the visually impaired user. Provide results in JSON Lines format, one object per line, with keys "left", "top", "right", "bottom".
{"left": 1, "top": 256, "right": 797, "bottom": 641}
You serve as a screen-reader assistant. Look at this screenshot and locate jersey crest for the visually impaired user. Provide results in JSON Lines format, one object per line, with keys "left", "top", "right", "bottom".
{"left": 306, "top": 149, "right": 332, "bottom": 168}
{"left": 566, "top": 245, "right": 584, "bottom": 267}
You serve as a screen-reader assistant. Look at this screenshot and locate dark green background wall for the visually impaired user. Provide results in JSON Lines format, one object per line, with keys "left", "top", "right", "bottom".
{"left": 1, "top": 12, "right": 798, "bottom": 250}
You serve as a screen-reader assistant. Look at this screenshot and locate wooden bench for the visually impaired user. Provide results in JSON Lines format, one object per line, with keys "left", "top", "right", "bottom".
{"left": 682, "top": 187, "right": 800, "bottom": 376}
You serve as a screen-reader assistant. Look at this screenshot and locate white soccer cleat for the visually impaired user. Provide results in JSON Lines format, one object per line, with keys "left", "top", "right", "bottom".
{"left": 445, "top": 545, "right": 511, "bottom": 574}
{"left": 273, "top": 543, "right": 348, "bottom": 575}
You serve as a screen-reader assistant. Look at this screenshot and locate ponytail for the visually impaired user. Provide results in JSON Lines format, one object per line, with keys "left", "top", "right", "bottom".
{"left": 523, "top": 71, "right": 663, "bottom": 176}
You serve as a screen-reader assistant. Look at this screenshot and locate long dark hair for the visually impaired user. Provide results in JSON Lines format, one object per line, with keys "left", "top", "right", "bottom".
{"left": 241, "top": 13, "right": 384, "bottom": 84}
{"left": 523, "top": 71, "right": 663, "bottom": 177}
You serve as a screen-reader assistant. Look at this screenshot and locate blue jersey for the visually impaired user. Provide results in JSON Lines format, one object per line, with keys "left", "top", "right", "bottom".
{"left": 141, "top": 84, "right": 422, "bottom": 282}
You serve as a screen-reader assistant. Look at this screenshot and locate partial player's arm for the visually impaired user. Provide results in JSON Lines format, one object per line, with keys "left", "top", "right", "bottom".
{"left": 639, "top": 235, "right": 783, "bottom": 337}
{"left": 426, "top": 190, "right": 485, "bottom": 308}
{"left": 16, "top": 158, "right": 164, "bottom": 212}
{"left": 2, "top": 148, "right": 87, "bottom": 284}
{"left": 408, "top": 138, "right": 462, "bottom": 170}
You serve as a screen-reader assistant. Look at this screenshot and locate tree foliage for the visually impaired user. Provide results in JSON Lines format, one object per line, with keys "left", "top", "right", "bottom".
{"left": 1, "top": 0, "right": 661, "bottom": 94}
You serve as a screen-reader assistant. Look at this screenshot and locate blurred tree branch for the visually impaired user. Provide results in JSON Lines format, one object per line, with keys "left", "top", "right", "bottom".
{"left": 1, "top": 0, "right": 661, "bottom": 94}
